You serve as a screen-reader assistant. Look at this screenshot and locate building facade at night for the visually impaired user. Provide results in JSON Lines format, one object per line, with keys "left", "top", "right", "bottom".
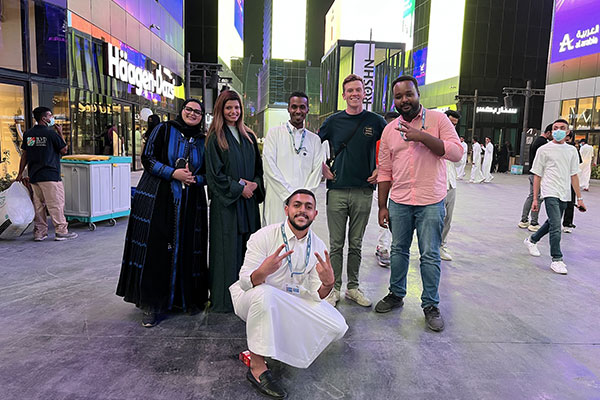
{"left": 410, "top": 0, "right": 553, "bottom": 156}
{"left": 0, "top": 0, "right": 185, "bottom": 177}
{"left": 541, "top": 0, "right": 600, "bottom": 165}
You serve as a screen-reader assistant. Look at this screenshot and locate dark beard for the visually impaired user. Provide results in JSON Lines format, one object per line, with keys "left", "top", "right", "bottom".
{"left": 398, "top": 104, "right": 420, "bottom": 121}
{"left": 289, "top": 216, "right": 312, "bottom": 231}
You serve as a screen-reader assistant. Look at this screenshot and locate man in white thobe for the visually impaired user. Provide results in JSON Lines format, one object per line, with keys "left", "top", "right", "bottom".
{"left": 470, "top": 138, "right": 484, "bottom": 183}
{"left": 578, "top": 139, "right": 593, "bottom": 191}
{"left": 457, "top": 136, "right": 468, "bottom": 179}
{"left": 230, "top": 189, "right": 347, "bottom": 399}
{"left": 482, "top": 136, "right": 494, "bottom": 182}
{"left": 441, "top": 110, "right": 461, "bottom": 261}
{"left": 262, "top": 92, "right": 324, "bottom": 226}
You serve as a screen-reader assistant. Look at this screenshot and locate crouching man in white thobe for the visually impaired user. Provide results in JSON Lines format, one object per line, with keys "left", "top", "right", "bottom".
{"left": 230, "top": 188, "right": 348, "bottom": 399}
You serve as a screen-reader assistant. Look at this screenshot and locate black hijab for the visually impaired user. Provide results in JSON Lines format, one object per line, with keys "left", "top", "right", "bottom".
{"left": 173, "top": 98, "right": 205, "bottom": 138}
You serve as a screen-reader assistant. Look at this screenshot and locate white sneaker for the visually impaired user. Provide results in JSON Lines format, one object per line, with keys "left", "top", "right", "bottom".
{"left": 562, "top": 227, "right": 573, "bottom": 233}
{"left": 440, "top": 247, "right": 452, "bottom": 261}
{"left": 325, "top": 289, "right": 340, "bottom": 307}
{"left": 345, "top": 288, "right": 372, "bottom": 307}
{"left": 524, "top": 238, "right": 541, "bottom": 257}
{"left": 518, "top": 221, "right": 530, "bottom": 229}
{"left": 550, "top": 261, "right": 568, "bottom": 275}
{"left": 527, "top": 224, "right": 540, "bottom": 232}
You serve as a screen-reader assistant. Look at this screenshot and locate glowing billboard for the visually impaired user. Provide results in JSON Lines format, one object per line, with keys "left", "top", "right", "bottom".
{"left": 424, "top": 0, "right": 465, "bottom": 85}
{"left": 412, "top": 47, "right": 427, "bottom": 85}
{"left": 218, "top": 0, "right": 244, "bottom": 68}
{"left": 235, "top": 0, "right": 244, "bottom": 40}
{"left": 324, "top": 0, "right": 415, "bottom": 53}
{"left": 551, "top": 0, "right": 600, "bottom": 63}
{"left": 272, "top": 0, "right": 307, "bottom": 60}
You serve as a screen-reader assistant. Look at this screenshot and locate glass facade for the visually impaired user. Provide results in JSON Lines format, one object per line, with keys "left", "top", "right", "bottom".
{"left": 319, "top": 40, "right": 406, "bottom": 123}
{"left": 0, "top": 82, "right": 26, "bottom": 179}
{"left": 559, "top": 97, "right": 600, "bottom": 165}
{"left": 0, "top": 0, "right": 184, "bottom": 175}
{"left": 0, "top": 0, "right": 25, "bottom": 71}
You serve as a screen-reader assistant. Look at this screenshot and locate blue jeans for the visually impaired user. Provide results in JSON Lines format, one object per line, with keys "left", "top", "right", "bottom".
{"left": 388, "top": 199, "right": 445, "bottom": 308}
{"left": 530, "top": 197, "right": 567, "bottom": 261}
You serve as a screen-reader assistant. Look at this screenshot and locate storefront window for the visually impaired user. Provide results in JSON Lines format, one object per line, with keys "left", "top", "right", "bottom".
{"left": 29, "top": 1, "right": 67, "bottom": 78}
{"left": 0, "top": 83, "right": 26, "bottom": 179}
{"left": 560, "top": 99, "right": 577, "bottom": 128}
{"left": 575, "top": 97, "right": 593, "bottom": 130}
{"left": 0, "top": 0, "right": 24, "bottom": 71}
{"left": 70, "top": 88, "right": 94, "bottom": 155}
{"left": 31, "top": 83, "right": 70, "bottom": 147}
{"left": 593, "top": 96, "right": 600, "bottom": 130}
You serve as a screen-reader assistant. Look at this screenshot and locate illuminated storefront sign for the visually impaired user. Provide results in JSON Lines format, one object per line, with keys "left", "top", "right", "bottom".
{"left": 551, "top": 0, "right": 600, "bottom": 63}
{"left": 476, "top": 106, "right": 518, "bottom": 115}
{"left": 353, "top": 42, "right": 375, "bottom": 111}
{"left": 104, "top": 43, "right": 175, "bottom": 100}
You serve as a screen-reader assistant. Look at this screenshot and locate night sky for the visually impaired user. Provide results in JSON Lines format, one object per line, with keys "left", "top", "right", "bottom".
{"left": 244, "top": 0, "right": 335, "bottom": 65}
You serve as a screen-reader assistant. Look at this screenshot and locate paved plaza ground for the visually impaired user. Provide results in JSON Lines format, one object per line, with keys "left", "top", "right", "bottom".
{"left": 1, "top": 171, "right": 599, "bottom": 399}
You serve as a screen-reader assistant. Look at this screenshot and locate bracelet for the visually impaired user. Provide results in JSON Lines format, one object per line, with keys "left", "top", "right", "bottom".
{"left": 577, "top": 197, "right": 583, "bottom": 201}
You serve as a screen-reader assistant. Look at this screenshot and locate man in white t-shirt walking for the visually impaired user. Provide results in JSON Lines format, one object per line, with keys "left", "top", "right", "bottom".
{"left": 523, "top": 119, "right": 587, "bottom": 275}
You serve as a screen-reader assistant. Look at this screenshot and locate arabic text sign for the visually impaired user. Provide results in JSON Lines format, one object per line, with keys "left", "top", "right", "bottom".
{"left": 551, "top": 0, "right": 600, "bottom": 63}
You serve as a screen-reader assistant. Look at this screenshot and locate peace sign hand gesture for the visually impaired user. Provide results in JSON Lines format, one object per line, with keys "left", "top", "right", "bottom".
{"left": 263, "top": 244, "right": 293, "bottom": 275}
{"left": 314, "top": 250, "right": 335, "bottom": 288}
{"left": 251, "top": 244, "right": 294, "bottom": 286}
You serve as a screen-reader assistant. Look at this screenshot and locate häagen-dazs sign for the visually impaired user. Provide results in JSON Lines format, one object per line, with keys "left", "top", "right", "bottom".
{"left": 104, "top": 43, "right": 175, "bottom": 100}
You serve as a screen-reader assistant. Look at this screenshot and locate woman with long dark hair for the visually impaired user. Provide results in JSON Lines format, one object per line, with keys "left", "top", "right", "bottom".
{"left": 117, "top": 99, "right": 209, "bottom": 327}
{"left": 205, "top": 90, "right": 264, "bottom": 313}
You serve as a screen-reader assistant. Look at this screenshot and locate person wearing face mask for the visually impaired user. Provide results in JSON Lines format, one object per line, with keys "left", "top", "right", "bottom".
{"left": 16, "top": 106, "right": 77, "bottom": 241}
{"left": 261, "top": 91, "right": 323, "bottom": 226}
{"left": 117, "top": 99, "right": 209, "bottom": 327}
{"left": 523, "top": 119, "right": 587, "bottom": 275}
{"left": 206, "top": 90, "right": 265, "bottom": 313}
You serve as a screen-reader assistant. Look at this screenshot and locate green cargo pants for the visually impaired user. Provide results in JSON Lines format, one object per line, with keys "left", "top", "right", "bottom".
{"left": 326, "top": 188, "right": 373, "bottom": 291}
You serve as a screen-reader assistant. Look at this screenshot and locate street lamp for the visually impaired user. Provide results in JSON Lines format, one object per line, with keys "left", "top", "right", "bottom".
{"left": 502, "top": 80, "right": 545, "bottom": 165}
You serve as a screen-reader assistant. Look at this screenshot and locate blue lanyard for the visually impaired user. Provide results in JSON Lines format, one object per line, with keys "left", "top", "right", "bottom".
{"left": 285, "top": 122, "right": 306, "bottom": 154}
{"left": 280, "top": 222, "right": 311, "bottom": 277}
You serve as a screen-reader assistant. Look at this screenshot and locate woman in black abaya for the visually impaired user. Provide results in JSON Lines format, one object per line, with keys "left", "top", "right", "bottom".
{"left": 117, "top": 99, "right": 209, "bottom": 327}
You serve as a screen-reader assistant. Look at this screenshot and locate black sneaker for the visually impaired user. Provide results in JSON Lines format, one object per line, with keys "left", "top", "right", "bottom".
{"left": 374, "top": 292, "right": 404, "bottom": 313}
{"left": 423, "top": 305, "right": 444, "bottom": 332}
{"left": 142, "top": 311, "right": 158, "bottom": 328}
{"left": 246, "top": 369, "right": 287, "bottom": 399}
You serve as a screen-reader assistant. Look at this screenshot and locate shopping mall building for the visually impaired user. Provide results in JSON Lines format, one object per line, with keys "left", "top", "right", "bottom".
{"left": 0, "top": 0, "right": 185, "bottom": 177}
{"left": 541, "top": 0, "right": 600, "bottom": 165}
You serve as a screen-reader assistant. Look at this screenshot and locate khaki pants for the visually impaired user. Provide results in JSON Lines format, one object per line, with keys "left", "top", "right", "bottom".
{"left": 31, "top": 181, "right": 68, "bottom": 237}
{"left": 326, "top": 188, "right": 373, "bottom": 291}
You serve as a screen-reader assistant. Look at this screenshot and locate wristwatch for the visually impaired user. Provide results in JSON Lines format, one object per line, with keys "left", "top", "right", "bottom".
{"left": 577, "top": 197, "right": 583, "bottom": 201}
{"left": 239, "top": 179, "right": 246, "bottom": 186}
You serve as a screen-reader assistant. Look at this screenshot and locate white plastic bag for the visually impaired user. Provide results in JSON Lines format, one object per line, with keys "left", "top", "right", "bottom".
{"left": 0, "top": 182, "right": 35, "bottom": 239}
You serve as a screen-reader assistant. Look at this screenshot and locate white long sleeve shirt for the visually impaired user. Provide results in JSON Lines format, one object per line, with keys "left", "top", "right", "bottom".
{"left": 236, "top": 221, "right": 328, "bottom": 303}
{"left": 262, "top": 122, "right": 324, "bottom": 225}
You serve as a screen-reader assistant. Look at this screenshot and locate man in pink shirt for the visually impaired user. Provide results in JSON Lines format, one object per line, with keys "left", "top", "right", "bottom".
{"left": 375, "top": 75, "right": 462, "bottom": 332}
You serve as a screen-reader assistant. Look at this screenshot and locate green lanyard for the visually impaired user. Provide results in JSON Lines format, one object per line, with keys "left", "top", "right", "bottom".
{"left": 285, "top": 122, "right": 307, "bottom": 154}
{"left": 280, "top": 222, "right": 312, "bottom": 278}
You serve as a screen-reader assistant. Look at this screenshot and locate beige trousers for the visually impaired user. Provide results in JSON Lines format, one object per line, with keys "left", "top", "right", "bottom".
{"left": 31, "top": 181, "right": 68, "bottom": 237}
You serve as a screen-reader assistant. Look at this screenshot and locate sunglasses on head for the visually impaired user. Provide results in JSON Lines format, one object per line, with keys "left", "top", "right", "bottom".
{"left": 184, "top": 106, "right": 202, "bottom": 116}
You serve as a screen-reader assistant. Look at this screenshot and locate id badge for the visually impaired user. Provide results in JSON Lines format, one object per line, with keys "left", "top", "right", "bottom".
{"left": 285, "top": 283, "right": 300, "bottom": 295}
